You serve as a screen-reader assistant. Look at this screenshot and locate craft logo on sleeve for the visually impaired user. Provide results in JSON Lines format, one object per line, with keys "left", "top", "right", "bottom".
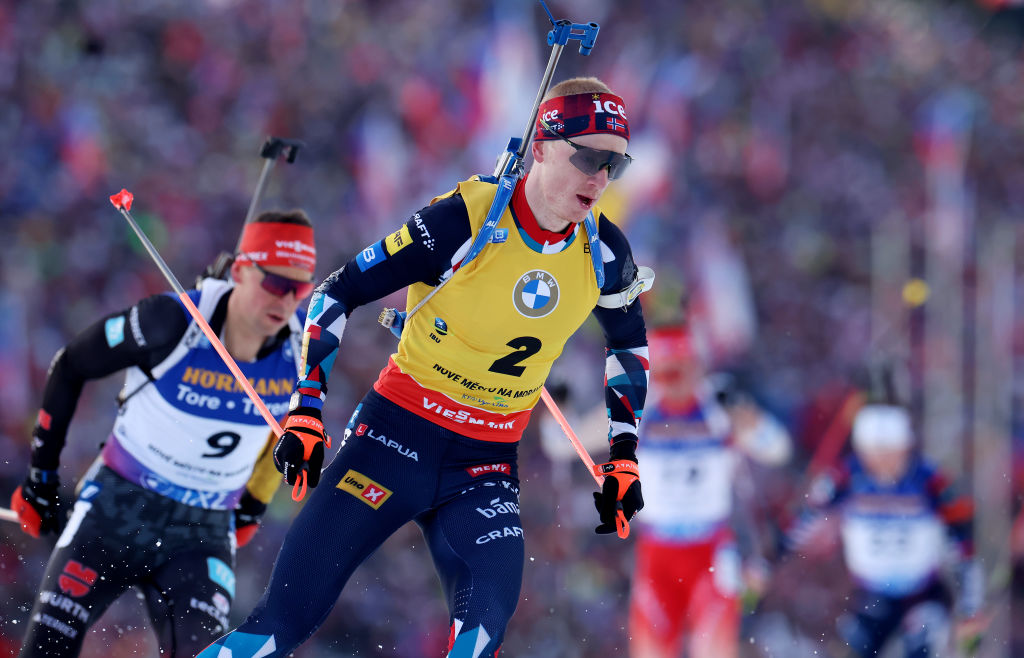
{"left": 384, "top": 225, "right": 413, "bottom": 255}
{"left": 338, "top": 469, "right": 393, "bottom": 509}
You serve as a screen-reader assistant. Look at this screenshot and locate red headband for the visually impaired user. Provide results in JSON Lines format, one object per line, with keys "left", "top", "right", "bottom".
{"left": 534, "top": 92, "right": 630, "bottom": 142}
{"left": 237, "top": 222, "right": 316, "bottom": 274}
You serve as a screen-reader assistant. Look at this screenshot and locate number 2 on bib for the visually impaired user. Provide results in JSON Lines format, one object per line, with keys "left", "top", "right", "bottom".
{"left": 488, "top": 336, "right": 542, "bottom": 377}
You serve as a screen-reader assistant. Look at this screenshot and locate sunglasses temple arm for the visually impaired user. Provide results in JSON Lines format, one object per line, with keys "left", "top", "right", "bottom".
{"left": 110, "top": 190, "right": 285, "bottom": 443}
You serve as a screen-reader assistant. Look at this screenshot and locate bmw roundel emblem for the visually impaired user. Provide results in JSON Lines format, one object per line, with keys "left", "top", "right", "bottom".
{"left": 513, "top": 270, "right": 559, "bottom": 318}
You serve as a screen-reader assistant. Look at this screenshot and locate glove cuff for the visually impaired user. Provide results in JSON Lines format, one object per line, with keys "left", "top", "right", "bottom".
{"left": 284, "top": 407, "right": 325, "bottom": 437}
{"left": 292, "top": 382, "right": 325, "bottom": 412}
{"left": 30, "top": 429, "right": 61, "bottom": 472}
{"left": 28, "top": 468, "right": 59, "bottom": 486}
{"left": 592, "top": 459, "right": 639, "bottom": 478}
{"left": 238, "top": 489, "right": 269, "bottom": 515}
{"left": 609, "top": 439, "right": 638, "bottom": 463}
{"left": 289, "top": 404, "right": 323, "bottom": 420}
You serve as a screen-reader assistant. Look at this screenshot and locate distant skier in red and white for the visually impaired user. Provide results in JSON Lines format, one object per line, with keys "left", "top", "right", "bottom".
{"left": 628, "top": 324, "right": 791, "bottom": 658}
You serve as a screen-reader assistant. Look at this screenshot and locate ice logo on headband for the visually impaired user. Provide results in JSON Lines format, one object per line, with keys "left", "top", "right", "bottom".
{"left": 591, "top": 97, "right": 627, "bottom": 120}
{"left": 540, "top": 109, "right": 563, "bottom": 132}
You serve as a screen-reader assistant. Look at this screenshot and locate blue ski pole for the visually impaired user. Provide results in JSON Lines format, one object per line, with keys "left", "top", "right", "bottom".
{"left": 380, "top": 3, "right": 601, "bottom": 332}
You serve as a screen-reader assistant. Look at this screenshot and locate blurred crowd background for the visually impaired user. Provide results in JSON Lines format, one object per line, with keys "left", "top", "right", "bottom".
{"left": 3, "top": 0, "right": 1024, "bottom": 655}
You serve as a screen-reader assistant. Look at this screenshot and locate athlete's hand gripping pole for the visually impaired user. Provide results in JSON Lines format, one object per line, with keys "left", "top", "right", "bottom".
{"left": 539, "top": 387, "right": 631, "bottom": 539}
{"left": 109, "top": 189, "right": 313, "bottom": 502}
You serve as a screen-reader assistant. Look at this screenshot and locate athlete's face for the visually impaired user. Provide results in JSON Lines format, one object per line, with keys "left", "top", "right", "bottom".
{"left": 857, "top": 446, "right": 911, "bottom": 483}
{"left": 531, "top": 132, "right": 629, "bottom": 226}
{"left": 231, "top": 261, "right": 312, "bottom": 336}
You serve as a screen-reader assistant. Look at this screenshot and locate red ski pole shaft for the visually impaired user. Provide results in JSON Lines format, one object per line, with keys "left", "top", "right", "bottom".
{"left": 539, "top": 386, "right": 630, "bottom": 539}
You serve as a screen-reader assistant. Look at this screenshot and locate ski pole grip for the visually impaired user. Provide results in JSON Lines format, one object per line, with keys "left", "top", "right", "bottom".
{"left": 546, "top": 20, "right": 600, "bottom": 55}
{"left": 260, "top": 136, "right": 305, "bottom": 162}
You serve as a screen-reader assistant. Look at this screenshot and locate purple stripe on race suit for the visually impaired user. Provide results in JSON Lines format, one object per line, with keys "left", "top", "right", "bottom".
{"left": 102, "top": 435, "right": 242, "bottom": 510}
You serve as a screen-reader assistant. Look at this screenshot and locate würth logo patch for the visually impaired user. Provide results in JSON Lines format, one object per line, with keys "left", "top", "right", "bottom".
{"left": 466, "top": 463, "right": 511, "bottom": 477}
{"left": 58, "top": 560, "right": 98, "bottom": 598}
{"left": 337, "top": 469, "right": 393, "bottom": 509}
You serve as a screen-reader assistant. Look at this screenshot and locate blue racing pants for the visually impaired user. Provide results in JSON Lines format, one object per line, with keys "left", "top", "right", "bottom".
{"left": 199, "top": 389, "right": 523, "bottom": 657}
{"left": 837, "top": 581, "right": 952, "bottom": 658}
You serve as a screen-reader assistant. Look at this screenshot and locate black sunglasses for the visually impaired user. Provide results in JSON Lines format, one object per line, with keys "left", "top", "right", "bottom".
{"left": 539, "top": 119, "right": 633, "bottom": 180}
{"left": 248, "top": 261, "right": 315, "bottom": 299}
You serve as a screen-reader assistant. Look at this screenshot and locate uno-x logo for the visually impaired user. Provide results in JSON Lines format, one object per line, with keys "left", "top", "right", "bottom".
{"left": 337, "top": 469, "right": 393, "bottom": 509}
{"left": 58, "top": 560, "right": 98, "bottom": 598}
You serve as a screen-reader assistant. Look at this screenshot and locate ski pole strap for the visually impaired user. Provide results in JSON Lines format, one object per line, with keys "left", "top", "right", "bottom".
{"left": 462, "top": 174, "right": 518, "bottom": 267}
{"left": 395, "top": 169, "right": 521, "bottom": 328}
{"left": 582, "top": 211, "right": 605, "bottom": 290}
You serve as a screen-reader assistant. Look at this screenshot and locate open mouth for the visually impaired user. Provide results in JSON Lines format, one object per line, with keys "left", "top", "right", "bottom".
{"left": 576, "top": 194, "right": 594, "bottom": 210}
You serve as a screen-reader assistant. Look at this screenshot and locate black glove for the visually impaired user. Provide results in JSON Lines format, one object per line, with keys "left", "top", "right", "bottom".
{"left": 592, "top": 447, "right": 643, "bottom": 535}
{"left": 233, "top": 489, "right": 268, "bottom": 548}
{"left": 274, "top": 406, "right": 328, "bottom": 488}
{"left": 11, "top": 468, "right": 63, "bottom": 538}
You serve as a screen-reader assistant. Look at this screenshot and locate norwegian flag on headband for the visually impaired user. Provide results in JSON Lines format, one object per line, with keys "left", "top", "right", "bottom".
{"left": 534, "top": 92, "right": 630, "bottom": 142}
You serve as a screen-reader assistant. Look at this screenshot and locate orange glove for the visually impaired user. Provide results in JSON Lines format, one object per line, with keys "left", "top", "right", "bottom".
{"left": 592, "top": 458, "right": 643, "bottom": 535}
{"left": 273, "top": 407, "right": 329, "bottom": 488}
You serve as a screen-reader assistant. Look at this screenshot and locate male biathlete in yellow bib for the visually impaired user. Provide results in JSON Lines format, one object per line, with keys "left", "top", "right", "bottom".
{"left": 200, "top": 77, "right": 651, "bottom": 658}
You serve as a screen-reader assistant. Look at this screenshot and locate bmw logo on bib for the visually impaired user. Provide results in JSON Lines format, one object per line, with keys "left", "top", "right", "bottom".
{"left": 513, "top": 270, "right": 559, "bottom": 319}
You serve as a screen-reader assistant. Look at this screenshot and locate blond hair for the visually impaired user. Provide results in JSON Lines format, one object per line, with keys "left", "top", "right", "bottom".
{"left": 543, "top": 76, "right": 613, "bottom": 101}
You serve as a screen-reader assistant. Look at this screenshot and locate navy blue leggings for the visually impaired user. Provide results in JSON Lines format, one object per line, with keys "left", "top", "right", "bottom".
{"left": 199, "top": 390, "right": 523, "bottom": 657}
{"left": 837, "top": 582, "right": 952, "bottom": 658}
